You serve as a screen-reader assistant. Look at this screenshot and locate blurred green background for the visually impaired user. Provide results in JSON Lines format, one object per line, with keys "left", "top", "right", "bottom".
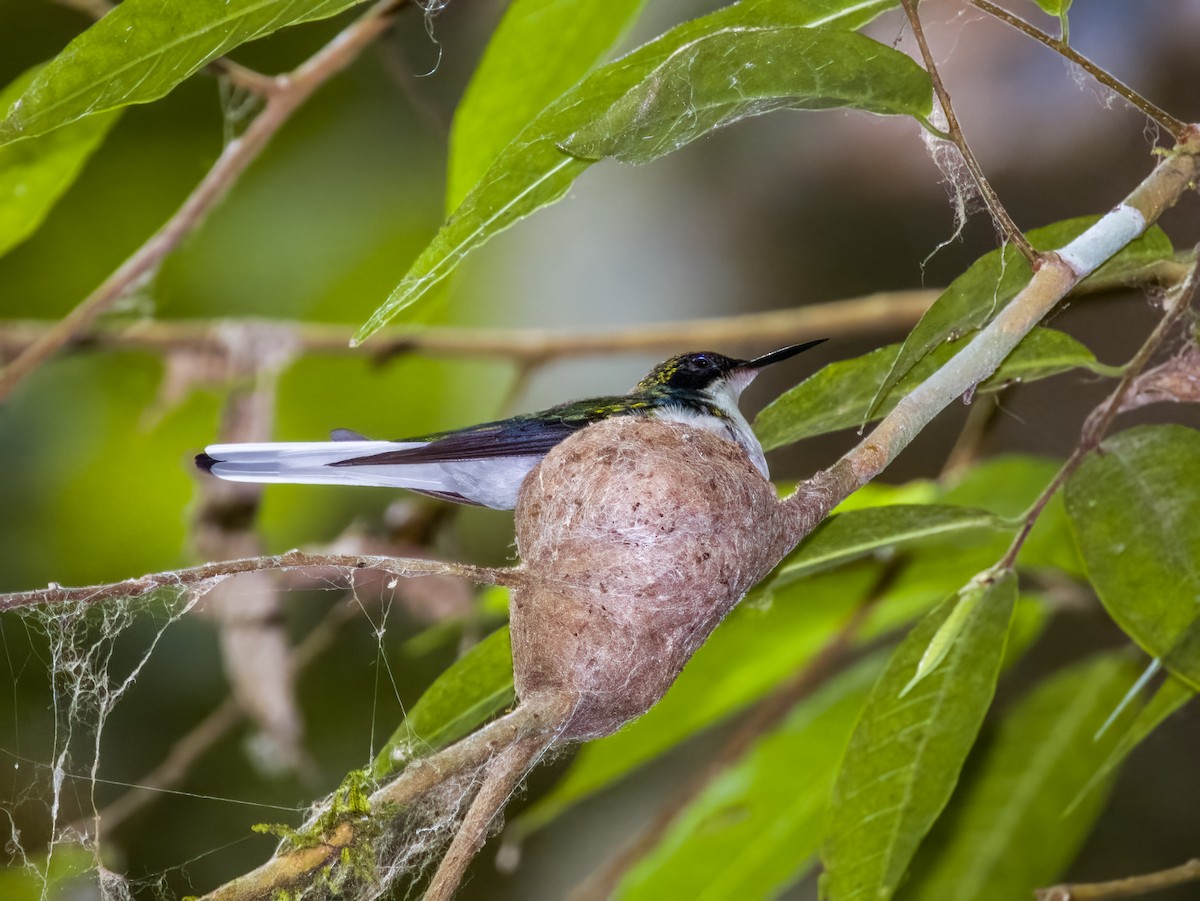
{"left": 1, "top": 0, "right": 1199, "bottom": 897}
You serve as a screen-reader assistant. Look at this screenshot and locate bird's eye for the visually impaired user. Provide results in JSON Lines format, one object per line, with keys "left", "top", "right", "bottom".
{"left": 694, "top": 356, "right": 711, "bottom": 369}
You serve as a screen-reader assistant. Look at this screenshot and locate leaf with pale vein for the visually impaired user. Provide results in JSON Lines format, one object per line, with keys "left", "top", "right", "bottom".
{"left": 355, "top": 0, "right": 921, "bottom": 341}
{"left": 821, "top": 571, "right": 1016, "bottom": 901}
{"left": 899, "top": 652, "right": 1143, "bottom": 901}
{"left": 758, "top": 504, "right": 1007, "bottom": 602}
{"left": 561, "top": 27, "right": 930, "bottom": 164}
{"left": 0, "top": 0, "right": 369, "bottom": 145}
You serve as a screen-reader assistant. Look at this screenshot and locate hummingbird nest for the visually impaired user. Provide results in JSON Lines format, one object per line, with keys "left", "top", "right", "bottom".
{"left": 510, "top": 415, "right": 791, "bottom": 740}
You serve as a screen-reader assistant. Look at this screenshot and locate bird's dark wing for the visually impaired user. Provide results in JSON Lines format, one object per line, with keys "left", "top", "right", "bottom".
{"left": 330, "top": 396, "right": 645, "bottom": 467}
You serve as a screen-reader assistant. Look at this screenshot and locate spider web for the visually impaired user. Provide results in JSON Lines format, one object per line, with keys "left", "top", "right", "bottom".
{"left": 0, "top": 566, "right": 480, "bottom": 900}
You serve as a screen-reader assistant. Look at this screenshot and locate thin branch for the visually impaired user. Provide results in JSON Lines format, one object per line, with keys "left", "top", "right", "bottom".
{"left": 1, "top": 251, "right": 1189, "bottom": 367}
{"left": 998, "top": 247, "right": 1199, "bottom": 568}
{"left": 0, "top": 0, "right": 405, "bottom": 402}
{"left": 0, "top": 290, "right": 939, "bottom": 366}
{"left": 51, "top": 0, "right": 114, "bottom": 17}
{"left": 202, "top": 699, "right": 571, "bottom": 901}
{"left": 0, "top": 550, "right": 513, "bottom": 613}
{"left": 1036, "top": 858, "right": 1200, "bottom": 901}
{"left": 969, "top": 0, "right": 1187, "bottom": 140}
{"left": 899, "top": 0, "right": 1039, "bottom": 264}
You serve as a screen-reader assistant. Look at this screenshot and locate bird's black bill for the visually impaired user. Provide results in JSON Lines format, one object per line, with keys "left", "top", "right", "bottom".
{"left": 742, "top": 338, "right": 828, "bottom": 370}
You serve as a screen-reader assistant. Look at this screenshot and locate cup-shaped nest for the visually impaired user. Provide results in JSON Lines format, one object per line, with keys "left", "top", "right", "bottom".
{"left": 510, "top": 416, "right": 789, "bottom": 740}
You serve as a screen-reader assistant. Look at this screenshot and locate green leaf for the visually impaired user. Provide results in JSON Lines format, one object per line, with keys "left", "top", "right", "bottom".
{"left": 899, "top": 652, "right": 1144, "bottom": 901}
{"left": 1031, "top": 0, "right": 1071, "bottom": 17}
{"left": 617, "top": 654, "right": 886, "bottom": 901}
{"left": 354, "top": 0, "right": 907, "bottom": 342}
{"left": 760, "top": 504, "right": 1008, "bottom": 600}
{"left": 756, "top": 327, "right": 1102, "bottom": 450}
{"left": 0, "top": 66, "right": 120, "bottom": 256}
{"left": 514, "top": 564, "right": 882, "bottom": 836}
{"left": 561, "top": 26, "right": 930, "bottom": 164}
{"left": 446, "top": 0, "right": 647, "bottom": 211}
{"left": 862, "top": 221, "right": 1171, "bottom": 422}
{"left": 371, "top": 625, "right": 514, "bottom": 780}
{"left": 1065, "top": 424, "right": 1200, "bottom": 690}
{"left": 821, "top": 571, "right": 1016, "bottom": 901}
{"left": 0, "top": 0, "right": 368, "bottom": 145}
{"left": 1067, "top": 674, "right": 1195, "bottom": 815}
{"left": 903, "top": 568, "right": 1006, "bottom": 696}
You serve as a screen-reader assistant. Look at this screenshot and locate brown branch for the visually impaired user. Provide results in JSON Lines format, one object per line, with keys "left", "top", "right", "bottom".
{"left": 51, "top": 0, "right": 114, "bottom": 17}
{"left": 998, "top": 247, "right": 1199, "bottom": 568}
{"left": 0, "top": 0, "right": 405, "bottom": 402}
{"left": 202, "top": 699, "right": 572, "bottom": 901}
{"left": 0, "top": 550, "right": 513, "bottom": 613}
{"left": 1036, "top": 858, "right": 1200, "bottom": 901}
{"left": 1, "top": 253, "right": 1188, "bottom": 368}
{"left": 0, "top": 290, "right": 938, "bottom": 366}
{"left": 900, "top": 0, "right": 1038, "bottom": 264}
{"left": 969, "top": 0, "right": 1188, "bottom": 140}
{"left": 425, "top": 734, "right": 550, "bottom": 901}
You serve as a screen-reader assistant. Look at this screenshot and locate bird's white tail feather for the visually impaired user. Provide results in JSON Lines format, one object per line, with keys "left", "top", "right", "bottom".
{"left": 201, "top": 441, "right": 449, "bottom": 490}
{"left": 200, "top": 441, "right": 544, "bottom": 508}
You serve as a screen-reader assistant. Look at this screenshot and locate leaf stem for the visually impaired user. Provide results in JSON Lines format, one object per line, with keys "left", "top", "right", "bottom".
{"left": 969, "top": 0, "right": 1188, "bottom": 140}
{"left": 998, "top": 246, "right": 1199, "bottom": 569}
{"left": 1036, "top": 857, "right": 1200, "bottom": 901}
{"left": 899, "top": 0, "right": 1038, "bottom": 265}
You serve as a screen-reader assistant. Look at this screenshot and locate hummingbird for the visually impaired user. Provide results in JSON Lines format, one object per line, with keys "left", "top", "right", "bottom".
{"left": 196, "top": 340, "right": 826, "bottom": 510}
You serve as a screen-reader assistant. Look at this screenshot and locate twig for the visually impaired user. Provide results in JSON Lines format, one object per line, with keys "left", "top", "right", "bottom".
{"left": 425, "top": 734, "right": 550, "bottom": 901}
{"left": 0, "top": 0, "right": 405, "bottom": 402}
{"left": 0, "top": 550, "right": 513, "bottom": 613}
{"left": 1035, "top": 857, "right": 1200, "bottom": 901}
{"left": 202, "top": 698, "right": 571, "bottom": 901}
{"left": 1, "top": 251, "right": 1188, "bottom": 367}
{"left": 0, "top": 290, "right": 939, "bottom": 366}
{"left": 998, "top": 248, "right": 1199, "bottom": 568}
{"left": 969, "top": 0, "right": 1187, "bottom": 140}
{"left": 899, "top": 0, "right": 1039, "bottom": 264}
{"left": 51, "top": 0, "right": 114, "bottom": 17}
